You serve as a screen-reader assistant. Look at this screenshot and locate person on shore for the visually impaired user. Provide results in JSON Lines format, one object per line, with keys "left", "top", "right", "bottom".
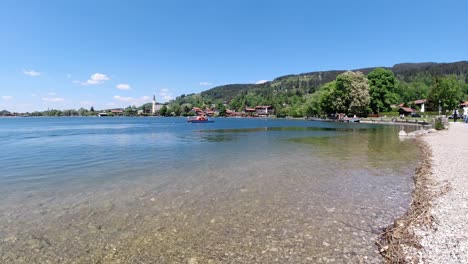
{"left": 453, "top": 109, "right": 459, "bottom": 122}
{"left": 464, "top": 106, "right": 468, "bottom": 123}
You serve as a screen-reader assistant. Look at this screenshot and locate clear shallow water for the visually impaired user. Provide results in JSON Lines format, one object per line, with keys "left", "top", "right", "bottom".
{"left": 0, "top": 117, "right": 421, "bottom": 263}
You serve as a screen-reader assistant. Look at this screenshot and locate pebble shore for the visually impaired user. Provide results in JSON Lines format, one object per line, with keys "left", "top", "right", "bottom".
{"left": 412, "top": 122, "right": 468, "bottom": 263}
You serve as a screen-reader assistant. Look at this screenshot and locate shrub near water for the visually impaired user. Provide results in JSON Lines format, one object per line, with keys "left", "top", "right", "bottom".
{"left": 434, "top": 118, "right": 445, "bottom": 130}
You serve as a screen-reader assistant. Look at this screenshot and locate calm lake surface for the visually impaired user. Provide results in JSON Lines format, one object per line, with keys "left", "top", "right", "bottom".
{"left": 0, "top": 117, "right": 421, "bottom": 263}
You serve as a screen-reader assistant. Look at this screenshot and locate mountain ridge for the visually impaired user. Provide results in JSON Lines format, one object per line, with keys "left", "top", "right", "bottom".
{"left": 191, "top": 61, "right": 468, "bottom": 104}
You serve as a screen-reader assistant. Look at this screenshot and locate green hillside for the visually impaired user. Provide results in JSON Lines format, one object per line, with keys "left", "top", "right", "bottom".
{"left": 167, "top": 61, "right": 468, "bottom": 117}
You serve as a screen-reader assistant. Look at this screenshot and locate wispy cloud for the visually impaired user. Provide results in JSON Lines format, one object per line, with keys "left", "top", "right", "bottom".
{"left": 116, "top": 83, "right": 131, "bottom": 90}
{"left": 81, "top": 73, "right": 110, "bottom": 85}
{"left": 199, "top": 82, "right": 212, "bottom": 86}
{"left": 113, "top": 95, "right": 150, "bottom": 105}
{"left": 66, "top": 73, "right": 72, "bottom": 78}
{"left": 255, "top": 80, "right": 268, "bottom": 84}
{"left": 2, "top": 95, "right": 13, "bottom": 100}
{"left": 159, "top": 88, "right": 173, "bottom": 102}
{"left": 23, "top": 69, "right": 41, "bottom": 77}
{"left": 42, "top": 97, "right": 64, "bottom": 102}
{"left": 48, "top": 92, "right": 57, "bottom": 96}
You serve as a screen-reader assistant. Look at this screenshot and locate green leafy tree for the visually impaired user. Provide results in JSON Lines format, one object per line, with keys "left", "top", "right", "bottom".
{"left": 159, "top": 105, "right": 168, "bottom": 116}
{"left": 217, "top": 104, "right": 226, "bottom": 116}
{"left": 428, "top": 75, "right": 463, "bottom": 113}
{"left": 317, "top": 81, "right": 336, "bottom": 115}
{"left": 181, "top": 104, "right": 191, "bottom": 116}
{"left": 90, "top": 106, "right": 95, "bottom": 112}
{"left": 77, "top": 108, "right": 88, "bottom": 116}
{"left": 368, "top": 68, "right": 398, "bottom": 113}
{"left": 168, "top": 104, "right": 181, "bottom": 116}
{"left": 333, "top": 71, "right": 370, "bottom": 116}
{"left": 124, "top": 106, "right": 135, "bottom": 116}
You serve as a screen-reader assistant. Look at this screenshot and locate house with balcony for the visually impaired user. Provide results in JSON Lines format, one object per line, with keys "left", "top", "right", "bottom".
{"left": 255, "top": 106, "right": 274, "bottom": 117}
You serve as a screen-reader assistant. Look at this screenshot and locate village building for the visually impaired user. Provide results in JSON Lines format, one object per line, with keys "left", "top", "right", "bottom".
{"left": 461, "top": 101, "right": 468, "bottom": 117}
{"left": 399, "top": 107, "right": 415, "bottom": 117}
{"left": 110, "top": 109, "right": 124, "bottom": 116}
{"left": 192, "top": 107, "right": 205, "bottom": 116}
{"left": 244, "top": 107, "right": 256, "bottom": 116}
{"left": 414, "top": 99, "right": 427, "bottom": 112}
{"left": 255, "top": 106, "right": 274, "bottom": 117}
{"left": 152, "top": 95, "right": 156, "bottom": 114}
{"left": 204, "top": 109, "right": 215, "bottom": 117}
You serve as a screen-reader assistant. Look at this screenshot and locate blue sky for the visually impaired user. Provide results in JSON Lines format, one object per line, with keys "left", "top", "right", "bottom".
{"left": 1, "top": 0, "right": 467, "bottom": 112}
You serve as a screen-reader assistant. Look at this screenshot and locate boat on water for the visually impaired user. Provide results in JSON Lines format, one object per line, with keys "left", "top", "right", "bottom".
{"left": 187, "top": 116, "right": 215, "bottom": 123}
{"left": 347, "top": 118, "right": 361, "bottom": 123}
{"left": 307, "top": 117, "right": 324, "bottom": 121}
{"left": 307, "top": 116, "right": 360, "bottom": 123}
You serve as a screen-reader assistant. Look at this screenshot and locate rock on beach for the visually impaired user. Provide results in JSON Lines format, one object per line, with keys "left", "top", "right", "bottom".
{"left": 413, "top": 122, "right": 468, "bottom": 263}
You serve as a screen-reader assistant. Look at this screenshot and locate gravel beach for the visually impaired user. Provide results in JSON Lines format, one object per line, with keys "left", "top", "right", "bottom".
{"left": 414, "top": 122, "right": 468, "bottom": 263}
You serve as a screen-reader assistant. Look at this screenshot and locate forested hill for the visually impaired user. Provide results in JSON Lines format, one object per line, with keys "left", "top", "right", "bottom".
{"left": 200, "top": 61, "right": 468, "bottom": 100}
{"left": 169, "top": 61, "right": 468, "bottom": 116}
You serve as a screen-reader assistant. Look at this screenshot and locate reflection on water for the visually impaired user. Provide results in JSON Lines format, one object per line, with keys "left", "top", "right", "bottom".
{"left": 0, "top": 117, "right": 421, "bottom": 263}
{"left": 199, "top": 125, "right": 372, "bottom": 133}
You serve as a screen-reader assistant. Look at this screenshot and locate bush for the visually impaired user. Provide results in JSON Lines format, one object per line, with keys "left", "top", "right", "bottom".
{"left": 434, "top": 118, "right": 444, "bottom": 130}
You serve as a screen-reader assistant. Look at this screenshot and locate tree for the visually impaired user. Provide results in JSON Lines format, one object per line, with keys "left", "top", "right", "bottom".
{"left": 217, "top": 104, "right": 226, "bottom": 116}
{"left": 368, "top": 68, "right": 398, "bottom": 113}
{"left": 78, "top": 108, "right": 88, "bottom": 116}
{"left": 124, "top": 106, "right": 135, "bottom": 116}
{"left": 332, "top": 71, "right": 370, "bottom": 116}
{"left": 181, "top": 104, "right": 191, "bottom": 116}
{"left": 428, "top": 75, "right": 463, "bottom": 113}
{"left": 90, "top": 106, "right": 95, "bottom": 112}
{"left": 159, "top": 105, "right": 168, "bottom": 116}
{"left": 318, "top": 81, "right": 336, "bottom": 115}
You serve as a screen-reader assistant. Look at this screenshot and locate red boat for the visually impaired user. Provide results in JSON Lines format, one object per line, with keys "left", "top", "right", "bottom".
{"left": 187, "top": 116, "right": 215, "bottom": 123}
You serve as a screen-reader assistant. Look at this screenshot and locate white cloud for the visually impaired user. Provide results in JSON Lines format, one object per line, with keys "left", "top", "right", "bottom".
{"left": 106, "top": 102, "right": 117, "bottom": 107}
{"left": 199, "top": 82, "right": 212, "bottom": 86}
{"left": 42, "top": 97, "right": 64, "bottom": 102}
{"left": 2, "top": 95, "right": 13, "bottom": 100}
{"left": 82, "top": 73, "right": 110, "bottom": 85}
{"left": 113, "top": 95, "right": 150, "bottom": 105}
{"left": 158, "top": 88, "right": 173, "bottom": 102}
{"left": 48, "top": 92, "right": 57, "bottom": 96}
{"left": 116, "top": 83, "right": 131, "bottom": 90}
{"left": 255, "top": 80, "right": 269, "bottom": 84}
{"left": 23, "top": 69, "right": 41, "bottom": 77}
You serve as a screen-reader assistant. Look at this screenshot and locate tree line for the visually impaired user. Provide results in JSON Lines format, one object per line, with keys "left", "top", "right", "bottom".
{"left": 167, "top": 62, "right": 468, "bottom": 117}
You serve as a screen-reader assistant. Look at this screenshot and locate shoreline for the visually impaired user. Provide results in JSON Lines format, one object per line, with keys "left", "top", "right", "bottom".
{"left": 380, "top": 122, "right": 468, "bottom": 263}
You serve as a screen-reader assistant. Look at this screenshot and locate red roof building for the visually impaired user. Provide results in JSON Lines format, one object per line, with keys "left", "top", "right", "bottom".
{"left": 414, "top": 99, "right": 427, "bottom": 112}
{"left": 399, "top": 107, "right": 415, "bottom": 116}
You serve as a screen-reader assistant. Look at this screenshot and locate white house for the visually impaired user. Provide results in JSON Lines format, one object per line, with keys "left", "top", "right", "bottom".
{"left": 414, "top": 99, "right": 427, "bottom": 112}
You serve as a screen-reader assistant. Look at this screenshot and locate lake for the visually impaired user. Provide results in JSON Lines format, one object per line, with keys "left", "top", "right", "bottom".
{"left": 0, "top": 117, "right": 421, "bottom": 263}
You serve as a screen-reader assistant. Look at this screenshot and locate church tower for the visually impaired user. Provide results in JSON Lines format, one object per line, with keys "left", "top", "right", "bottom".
{"left": 152, "top": 95, "right": 156, "bottom": 115}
